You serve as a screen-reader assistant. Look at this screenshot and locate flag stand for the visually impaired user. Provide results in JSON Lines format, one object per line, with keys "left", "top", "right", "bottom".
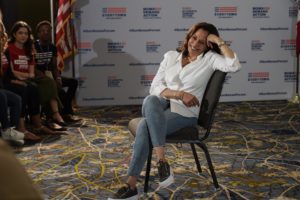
{"left": 290, "top": 56, "right": 300, "bottom": 104}
{"left": 290, "top": 1, "right": 300, "bottom": 104}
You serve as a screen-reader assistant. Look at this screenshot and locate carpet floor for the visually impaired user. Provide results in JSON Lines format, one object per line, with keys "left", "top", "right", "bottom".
{"left": 16, "top": 100, "right": 300, "bottom": 200}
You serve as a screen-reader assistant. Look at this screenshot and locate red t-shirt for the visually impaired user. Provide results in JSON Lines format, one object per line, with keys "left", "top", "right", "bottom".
{"left": 6, "top": 43, "right": 35, "bottom": 73}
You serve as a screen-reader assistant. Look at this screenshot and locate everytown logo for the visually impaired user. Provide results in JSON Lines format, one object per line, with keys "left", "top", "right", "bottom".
{"left": 289, "top": 6, "right": 297, "bottom": 18}
{"left": 107, "top": 76, "right": 123, "bottom": 87}
{"left": 146, "top": 41, "right": 161, "bottom": 53}
{"left": 284, "top": 72, "right": 297, "bottom": 82}
{"left": 215, "top": 7, "right": 237, "bottom": 18}
{"left": 251, "top": 40, "right": 265, "bottom": 51}
{"left": 107, "top": 42, "right": 126, "bottom": 53}
{"left": 140, "top": 74, "right": 155, "bottom": 86}
{"left": 280, "top": 39, "right": 296, "bottom": 51}
{"left": 102, "top": 7, "right": 127, "bottom": 19}
{"left": 78, "top": 42, "right": 92, "bottom": 54}
{"left": 248, "top": 72, "right": 269, "bottom": 83}
{"left": 182, "top": 7, "right": 197, "bottom": 19}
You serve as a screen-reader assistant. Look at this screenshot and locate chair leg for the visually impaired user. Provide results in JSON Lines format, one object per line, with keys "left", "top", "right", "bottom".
{"left": 144, "top": 147, "right": 153, "bottom": 193}
{"left": 190, "top": 144, "right": 202, "bottom": 173}
{"left": 197, "top": 143, "right": 219, "bottom": 189}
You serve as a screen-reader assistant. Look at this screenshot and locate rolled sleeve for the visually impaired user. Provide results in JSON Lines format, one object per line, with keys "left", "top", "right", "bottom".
{"left": 212, "top": 52, "right": 242, "bottom": 72}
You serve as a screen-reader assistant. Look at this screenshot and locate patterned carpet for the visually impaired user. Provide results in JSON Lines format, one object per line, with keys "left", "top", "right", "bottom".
{"left": 16, "top": 100, "right": 300, "bottom": 200}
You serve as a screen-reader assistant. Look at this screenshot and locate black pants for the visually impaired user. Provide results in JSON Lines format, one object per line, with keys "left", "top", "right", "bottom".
{"left": 59, "top": 76, "right": 78, "bottom": 115}
{"left": 4, "top": 82, "right": 40, "bottom": 117}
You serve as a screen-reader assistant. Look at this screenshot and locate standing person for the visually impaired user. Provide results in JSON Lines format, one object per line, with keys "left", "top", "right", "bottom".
{"left": 108, "top": 22, "right": 241, "bottom": 200}
{"left": 34, "top": 20, "right": 81, "bottom": 124}
{"left": 0, "top": 19, "right": 24, "bottom": 145}
{"left": 2, "top": 21, "right": 64, "bottom": 137}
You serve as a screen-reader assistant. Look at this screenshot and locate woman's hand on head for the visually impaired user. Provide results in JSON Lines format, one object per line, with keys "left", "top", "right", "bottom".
{"left": 207, "top": 34, "right": 222, "bottom": 48}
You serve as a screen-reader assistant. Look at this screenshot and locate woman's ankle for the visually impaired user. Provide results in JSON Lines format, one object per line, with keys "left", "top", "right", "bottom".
{"left": 127, "top": 176, "right": 137, "bottom": 189}
{"left": 52, "top": 112, "right": 64, "bottom": 122}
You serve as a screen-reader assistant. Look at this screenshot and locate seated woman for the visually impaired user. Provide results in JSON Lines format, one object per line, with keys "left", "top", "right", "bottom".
{"left": 108, "top": 22, "right": 241, "bottom": 200}
{"left": 0, "top": 21, "right": 24, "bottom": 145}
{"left": 34, "top": 20, "right": 81, "bottom": 124}
{"left": 2, "top": 21, "right": 64, "bottom": 137}
{"left": 0, "top": 19, "right": 39, "bottom": 141}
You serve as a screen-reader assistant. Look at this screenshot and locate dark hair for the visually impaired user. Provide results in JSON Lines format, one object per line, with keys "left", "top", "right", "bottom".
{"left": 9, "top": 21, "right": 34, "bottom": 60}
{"left": 177, "top": 22, "right": 221, "bottom": 57}
{"left": 36, "top": 20, "right": 52, "bottom": 33}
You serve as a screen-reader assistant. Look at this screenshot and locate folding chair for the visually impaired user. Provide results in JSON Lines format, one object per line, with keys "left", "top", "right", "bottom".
{"left": 128, "top": 70, "right": 227, "bottom": 192}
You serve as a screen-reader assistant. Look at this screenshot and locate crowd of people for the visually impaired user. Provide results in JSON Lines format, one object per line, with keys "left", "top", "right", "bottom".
{"left": 0, "top": 17, "right": 81, "bottom": 146}
{"left": 0, "top": 10, "right": 242, "bottom": 200}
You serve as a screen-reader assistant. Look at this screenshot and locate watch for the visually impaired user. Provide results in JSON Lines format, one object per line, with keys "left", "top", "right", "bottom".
{"left": 218, "top": 41, "right": 226, "bottom": 48}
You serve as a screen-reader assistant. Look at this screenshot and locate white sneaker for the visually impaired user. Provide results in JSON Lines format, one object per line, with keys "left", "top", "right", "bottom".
{"left": 157, "top": 160, "right": 174, "bottom": 188}
{"left": 1, "top": 127, "right": 25, "bottom": 145}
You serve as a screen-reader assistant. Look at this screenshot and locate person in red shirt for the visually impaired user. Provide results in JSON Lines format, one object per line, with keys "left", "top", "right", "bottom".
{"left": 0, "top": 18, "right": 25, "bottom": 145}
{"left": 3, "top": 21, "right": 64, "bottom": 138}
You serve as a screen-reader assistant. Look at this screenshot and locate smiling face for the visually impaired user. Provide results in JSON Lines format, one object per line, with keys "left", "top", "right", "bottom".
{"left": 187, "top": 28, "right": 209, "bottom": 58}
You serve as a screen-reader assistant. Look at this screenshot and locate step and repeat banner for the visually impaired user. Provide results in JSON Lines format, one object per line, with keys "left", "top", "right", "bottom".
{"left": 71, "top": 0, "right": 298, "bottom": 106}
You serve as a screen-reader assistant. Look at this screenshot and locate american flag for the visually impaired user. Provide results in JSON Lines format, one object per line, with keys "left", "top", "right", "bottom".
{"left": 56, "top": 0, "right": 77, "bottom": 70}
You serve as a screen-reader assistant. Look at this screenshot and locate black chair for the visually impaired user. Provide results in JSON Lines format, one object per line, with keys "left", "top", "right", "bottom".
{"left": 128, "top": 70, "right": 227, "bottom": 193}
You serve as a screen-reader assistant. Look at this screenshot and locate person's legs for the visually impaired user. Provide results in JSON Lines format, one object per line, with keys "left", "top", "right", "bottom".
{"left": 5, "top": 90, "right": 22, "bottom": 129}
{"left": 0, "top": 90, "right": 10, "bottom": 129}
{"left": 128, "top": 95, "right": 197, "bottom": 183}
{"left": 127, "top": 95, "right": 170, "bottom": 178}
{"left": 4, "top": 83, "right": 28, "bottom": 122}
{"left": 50, "top": 98, "right": 66, "bottom": 125}
{"left": 60, "top": 76, "right": 78, "bottom": 115}
{"left": 142, "top": 95, "right": 197, "bottom": 159}
{"left": 110, "top": 95, "right": 197, "bottom": 199}
{"left": 0, "top": 90, "right": 24, "bottom": 144}
{"left": 4, "top": 83, "right": 41, "bottom": 141}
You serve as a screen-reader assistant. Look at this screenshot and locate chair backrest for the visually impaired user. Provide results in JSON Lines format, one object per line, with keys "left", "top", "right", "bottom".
{"left": 198, "top": 70, "right": 227, "bottom": 130}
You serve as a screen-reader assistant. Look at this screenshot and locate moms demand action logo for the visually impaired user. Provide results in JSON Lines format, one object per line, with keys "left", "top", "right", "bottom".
{"left": 102, "top": 7, "right": 127, "bottom": 19}
{"left": 284, "top": 72, "right": 297, "bottom": 82}
{"left": 182, "top": 7, "right": 197, "bottom": 19}
{"left": 289, "top": 6, "right": 297, "bottom": 17}
{"left": 224, "top": 75, "right": 231, "bottom": 84}
{"left": 108, "top": 76, "right": 123, "bottom": 87}
{"left": 143, "top": 7, "right": 161, "bottom": 19}
{"left": 78, "top": 42, "right": 92, "bottom": 54}
{"left": 248, "top": 72, "right": 269, "bottom": 83}
{"left": 140, "top": 74, "right": 155, "bottom": 86}
{"left": 75, "top": 10, "right": 82, "bottom": 19}
{"left": 146, "top": 41, "right": 161, "bottom": 53}
{"left": 215, "top": 7, "right": 237, "bottom": 18}
{"left": 281, "top": 40, "right": 296, "bottom": 51}
{"left": 252, "top": 7, "right": 270, "bottom": 18}
{"left": 251, "top": 40, "right": 265, "bottom": 51}
{"left": 107, "top": 42, "right": 126, "bottom": 53}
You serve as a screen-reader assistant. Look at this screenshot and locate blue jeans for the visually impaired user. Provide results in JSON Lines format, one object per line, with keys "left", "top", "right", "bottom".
{"left": 127, "top": 95, "right": 197, "bottom": 177}
{"left": 0, "top": 89, "right": 22, "bottom": 129}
